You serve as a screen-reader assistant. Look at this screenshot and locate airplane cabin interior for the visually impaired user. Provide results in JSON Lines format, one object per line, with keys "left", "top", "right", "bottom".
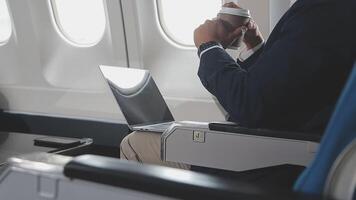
{"left": 0, "top": 0, "right": 355, "bottom": 199}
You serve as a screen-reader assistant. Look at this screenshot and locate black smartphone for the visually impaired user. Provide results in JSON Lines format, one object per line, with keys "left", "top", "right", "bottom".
{"left": 34, "top": 137, "right": 83, "bottom": 149}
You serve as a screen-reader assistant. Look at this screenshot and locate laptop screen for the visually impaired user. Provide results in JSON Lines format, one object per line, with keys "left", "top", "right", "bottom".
{"left": 99, "top": 66, "right": 174, "bottom": 126}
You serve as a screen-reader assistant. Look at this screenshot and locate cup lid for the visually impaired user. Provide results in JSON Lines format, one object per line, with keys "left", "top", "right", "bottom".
{"left": 219, "top": 7, "right": 251, "bottom": 18}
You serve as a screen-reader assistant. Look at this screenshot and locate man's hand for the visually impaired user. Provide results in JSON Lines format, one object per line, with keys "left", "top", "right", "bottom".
{"left": 222, "top": 2, "right": 264, "bottom": 50}
{"left": 194, "top": 19, "right": 247, "bottom": 49}
{"left": 194, "top": 20, "right": 220, "bottom": 48}
{"left": 219, "top": 24, "right": 248, "bottom": 49}
{"left": 244, "top": 19, "right": 264, "bottom": 50}
{"left": 223, "top": 2, "right": 241, "bottom": 9}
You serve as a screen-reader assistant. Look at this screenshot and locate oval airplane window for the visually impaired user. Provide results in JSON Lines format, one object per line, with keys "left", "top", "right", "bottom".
{"left": 157, "top": 0, "right": 221, "bottom": 46}
{"left": 0, "top": 0, "right": 12, "bottom": 43}
{"left": 51, "top": 0, "right": 106, "bottom": 45}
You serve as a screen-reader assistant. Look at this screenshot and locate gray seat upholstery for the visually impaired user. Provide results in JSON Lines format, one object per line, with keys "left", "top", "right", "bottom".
{"left": 324, "top": 140, "right": 356, "bottom": 200}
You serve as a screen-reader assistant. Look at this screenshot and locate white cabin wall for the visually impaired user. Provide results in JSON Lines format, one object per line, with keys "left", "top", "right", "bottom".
{"left": 269, "top": 0, "right": 292, "bottom": 30}
{"left": 0, "top": 0, "right": 127, "bottom": 122}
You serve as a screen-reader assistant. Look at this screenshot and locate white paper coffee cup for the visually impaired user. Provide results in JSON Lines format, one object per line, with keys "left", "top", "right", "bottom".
{"left": 219, "top": 7, "right": 251, "bottom": 18}
{"left": 218, "top": 7, "right": 251, "bottom": 50}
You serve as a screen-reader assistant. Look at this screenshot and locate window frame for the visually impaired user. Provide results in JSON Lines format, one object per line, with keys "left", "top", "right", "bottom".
{"left": 49, "top": 0, "right": 107, "bottom": 47}
{"left": 155, "top": 0, "right": 222, "bottom": 48}
{"left": 0, "top": 0, "right": 13, "bottom": 45}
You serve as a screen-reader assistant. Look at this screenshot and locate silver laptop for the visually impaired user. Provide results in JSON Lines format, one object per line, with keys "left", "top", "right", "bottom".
{"left": 99, "top": 65, "right": 175, "bottom": 133}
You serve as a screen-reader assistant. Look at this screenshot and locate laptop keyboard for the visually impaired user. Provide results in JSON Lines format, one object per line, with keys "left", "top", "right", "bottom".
{"left": 145, "top": 122, "right": 173, "bottom": 129}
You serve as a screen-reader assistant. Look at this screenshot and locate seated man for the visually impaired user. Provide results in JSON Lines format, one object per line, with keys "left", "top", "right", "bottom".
{"left": 121, "top": 0, "right": 355, "bottom": 174}
{"left": 195, "top": 1, "right": 355, "bottom": 132}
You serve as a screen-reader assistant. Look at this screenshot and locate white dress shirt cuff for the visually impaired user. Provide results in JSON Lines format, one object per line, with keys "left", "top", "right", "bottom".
{"left": 199, "top": 45, "right": 224, "bottom": 58}
{"left": 238, "top": 42, "right": 264, "bottom": 62}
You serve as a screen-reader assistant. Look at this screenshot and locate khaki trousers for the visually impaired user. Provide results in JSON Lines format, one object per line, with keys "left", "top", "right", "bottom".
{"left": 120, "top": 131, "right": 190, "bottom": 170}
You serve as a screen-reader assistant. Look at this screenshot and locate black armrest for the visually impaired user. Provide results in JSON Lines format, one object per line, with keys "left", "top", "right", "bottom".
{"left": 64, "top": 155, "right": 326, "bottom": 200}
{"left": 209, "top": 122, "right": 322, "bottom": 142}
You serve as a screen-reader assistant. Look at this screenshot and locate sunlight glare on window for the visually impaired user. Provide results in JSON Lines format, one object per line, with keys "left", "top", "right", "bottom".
{"left": 158, "top": 0, "right": 221, "bottom": 46}
{"left": 0, "top": 0, "right": 12, "bottom": 43}
{"left": 52, "top": 0, "right": 106, "bottom": 45}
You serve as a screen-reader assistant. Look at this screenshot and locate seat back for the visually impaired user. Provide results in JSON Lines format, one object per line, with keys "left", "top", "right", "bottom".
{"left": 294, "top": 63, "right": 356, "bottom": 197}
{"left": 324, "top": 140, "right": 356, "bottom": 200}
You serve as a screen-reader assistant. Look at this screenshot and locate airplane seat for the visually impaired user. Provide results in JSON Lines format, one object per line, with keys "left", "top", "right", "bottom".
{"left": 324, "top": 140, "right": 356, "bottom": 200}
{"left": 161, "top": 122, "right": 321, "bottom": 172}
{"left": 0, "top": 153, "right": 322, "bottom": 200}
{"left": 160, "top": 64, "right": 356, "bottom": 173}
{"left": 0, "top": 63, "right": 354, "bottom": 199}
{"left": 294, "top": 62, "right": 356, "bottom": 199}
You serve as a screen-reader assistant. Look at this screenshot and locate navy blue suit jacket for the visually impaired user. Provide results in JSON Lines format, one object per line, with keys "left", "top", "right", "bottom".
{"left": 198, "top": 0, "right": 356, "bottom": 132}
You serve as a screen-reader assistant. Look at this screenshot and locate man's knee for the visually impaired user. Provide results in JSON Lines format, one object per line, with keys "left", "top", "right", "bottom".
{"left": 120, "top": 133, "right": 140, "bottom": 161}
{"left": 120, "top": 131, "right": 190, "bottom": 170}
